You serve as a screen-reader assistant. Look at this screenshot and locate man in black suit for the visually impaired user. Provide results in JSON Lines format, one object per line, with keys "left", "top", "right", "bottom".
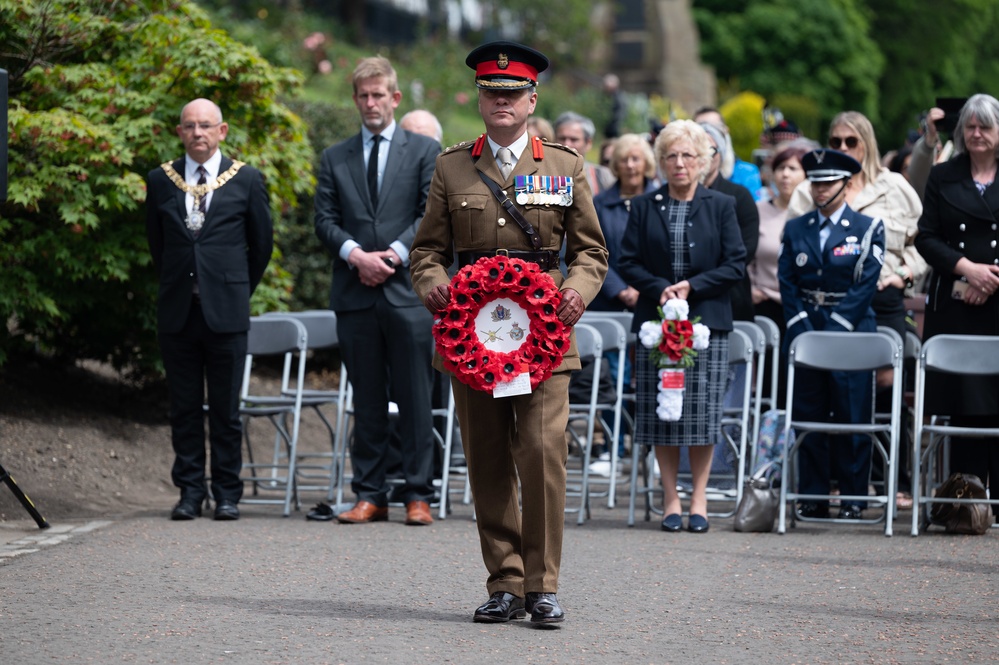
{"left": 314, "top": 57, "right": 441, "bottom": 526}
{"left": 146, "top": 98, "right": 274, "bottom": 521}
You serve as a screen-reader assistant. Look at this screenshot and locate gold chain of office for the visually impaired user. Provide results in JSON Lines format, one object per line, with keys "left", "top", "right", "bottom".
{"left": 159, "top": 160, "right": 246, "bottom": 201}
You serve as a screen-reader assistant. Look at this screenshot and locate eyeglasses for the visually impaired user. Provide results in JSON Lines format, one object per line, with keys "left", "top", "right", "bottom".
{"left": 180, "top": 122, "right": 222, "bottom": 133}
{"left": 664, "top": 153, "right": 700, "bottom": 164}
{"left": 829, "top": 136, "right": 860, "bottom": 150}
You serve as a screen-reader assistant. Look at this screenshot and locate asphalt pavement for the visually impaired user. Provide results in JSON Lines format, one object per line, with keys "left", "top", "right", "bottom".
{"left": 1, "top": 487, "right": 997, "bottom": 664}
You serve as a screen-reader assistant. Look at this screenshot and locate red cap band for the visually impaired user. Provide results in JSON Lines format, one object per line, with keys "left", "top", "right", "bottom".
{"left": 475, "top": 60, "right": 538, "bottom": 83}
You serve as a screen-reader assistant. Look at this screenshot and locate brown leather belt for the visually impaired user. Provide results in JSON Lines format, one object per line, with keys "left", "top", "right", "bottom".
{"left": 457, "top": 249, "right": 560, "bottom": 272}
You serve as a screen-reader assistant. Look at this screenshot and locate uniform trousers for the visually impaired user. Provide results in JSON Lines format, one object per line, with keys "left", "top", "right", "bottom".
{"left": 451, "top": 371, "right": 570, "bottom": 596}
{"left": 793, "top": 366, "right": 873, "bottom": 507}
{"left": 159, "top": 298, "right": 246, "bottom": 503}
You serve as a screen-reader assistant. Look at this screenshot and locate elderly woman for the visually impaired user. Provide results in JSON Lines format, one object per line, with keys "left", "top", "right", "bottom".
{"left": 619, "top": 120, "right": 746, "bottom": 533}
{"left": 915, "top": 93, "right": 999, "bottom": 520}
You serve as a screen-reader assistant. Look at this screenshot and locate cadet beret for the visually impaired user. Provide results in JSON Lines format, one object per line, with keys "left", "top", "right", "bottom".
{"left": 465, "top": 40, "right": 550, "bottom": 90}
{"left": 802, "top": 148, "right": 861, "bottom": 182}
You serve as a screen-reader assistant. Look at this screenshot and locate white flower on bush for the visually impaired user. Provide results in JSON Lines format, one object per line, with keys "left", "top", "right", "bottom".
{"left": 692, "top": 322, "right": 711, "bottom": 350}
{"left": 638, "top": 320, "right": 663, "bottom": 349}
{"left": 661, "top": 298, "right": 689, "bottom": 322}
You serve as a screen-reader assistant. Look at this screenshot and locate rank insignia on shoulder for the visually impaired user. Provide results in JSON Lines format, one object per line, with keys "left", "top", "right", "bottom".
{"left": 514, "top": 174, "right": 573, "bottom": 206}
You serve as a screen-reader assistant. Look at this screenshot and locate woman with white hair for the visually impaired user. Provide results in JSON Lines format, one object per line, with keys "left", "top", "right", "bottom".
{"left": 916, "top": 93, "right": 999, "bottom": 520}
{"left": 618, "top": 120, "right": 746, "bottom": 533}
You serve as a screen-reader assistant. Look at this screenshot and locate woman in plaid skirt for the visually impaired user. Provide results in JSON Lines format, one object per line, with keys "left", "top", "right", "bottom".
{"left": 619, "top": 120, "right": 746, "bottom": 533}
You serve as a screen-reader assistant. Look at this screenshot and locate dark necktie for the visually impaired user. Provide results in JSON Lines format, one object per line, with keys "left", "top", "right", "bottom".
{"left": 819, "top": 216, "right": 830, "bottom": 251}
{"left": 196, "top": 165, "right": 208, "bottom": 211}
{"left": 192, "top": 165, "right": 208, "bottom": 237}
{"left": 367, "top": 134, "right": 380, "bottom": 209}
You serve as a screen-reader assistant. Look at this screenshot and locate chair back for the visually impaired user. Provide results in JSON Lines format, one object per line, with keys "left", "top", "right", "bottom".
{"left": 790, "top": 331, "right": 897, "bottom": 372}
{"left": 904, "top": 330, "right": 921, "bottom": 361}
{"left": 754, "top": 315, "right": 781, "bottom": 351}
{"left": 728, "top": 326, "right": 754, "bottom": 366}
{"left": 247, "top": 316, "right": 308, "bottom": 357}
{"left": 733, "top": 320, "right": 766, "bottom": 361}
{"left": 573, "top": 323, "right": 603, "bottom": 359}
{"left": 265, "top": 310, "right": 338, "bottom": 350}
{"left": 921, "top": 334, "right": 999, "bottom": 376}
{"left": 587, "top": 310, "right": 635, "bottom": 343}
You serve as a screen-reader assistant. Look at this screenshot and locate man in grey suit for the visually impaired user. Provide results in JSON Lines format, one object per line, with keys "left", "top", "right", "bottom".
{"left": 314, "top": 57, "right": 441, "bottom": 525}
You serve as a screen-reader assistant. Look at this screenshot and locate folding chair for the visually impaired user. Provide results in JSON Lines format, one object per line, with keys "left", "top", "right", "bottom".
{"left": 732, "top": 320, "right": 767, "bottom": 477}
{"left": 433, "top": 380, "right": 460, "bottom": 520}
{"left": 753, "top": 315, "right": 782, "bottom": 414}
{"left": 777, "top": 330, "right": 903, "bottom": 536}
{"left": 628, "top": 327, "right": 753, "bottom": 525}
{"left": 579, "top": 312, "right": 629, "bottom": 507}
{"left": 565, "top": 323, "right": 603, "bottom": 525}
{"left": 911, "top": 334, "right": 999, "bottom": 536}
{"left": 262, "top": 310, "right": 348, "bottom": 499}
{"left": 238, "top": 316, "right": 308, "bottom": 516}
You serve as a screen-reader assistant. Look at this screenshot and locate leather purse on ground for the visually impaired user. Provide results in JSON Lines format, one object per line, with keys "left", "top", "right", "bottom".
{"left": 929, "top": 472, "right": 992, "bottom": 535}
{"left": 733, "top": 461, "right": 779, "bottom": 532}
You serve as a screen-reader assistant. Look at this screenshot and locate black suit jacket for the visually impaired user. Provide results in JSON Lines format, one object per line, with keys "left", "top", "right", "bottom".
{"left": 314, "top": 128, "right": 440, "bottom": 311}
{"left": 708, "top": 176, "right": 759, "bottom": 321}
{"left": 618, "top": 183, "right": 746, "bottom": 333}
{"left": 146, "top": 156, "right": 273, "bottom": 334}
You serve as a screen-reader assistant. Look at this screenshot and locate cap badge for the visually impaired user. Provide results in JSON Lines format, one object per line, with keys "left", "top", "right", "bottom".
{"left": 814, "top": 150, "right": 826, "bottom": 163}
{"left": 497, "top": 53, "right": 509, "bottom": 69}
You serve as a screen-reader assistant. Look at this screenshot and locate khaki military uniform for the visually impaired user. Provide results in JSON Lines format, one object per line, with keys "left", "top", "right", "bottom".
{"left": 410, "top": 138, "right": 607, "bottom": 596}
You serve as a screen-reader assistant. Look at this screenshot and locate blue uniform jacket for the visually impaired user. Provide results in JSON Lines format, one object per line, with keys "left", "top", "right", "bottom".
{"left": 778, "top": 204, "right": 885, "bottom": 351}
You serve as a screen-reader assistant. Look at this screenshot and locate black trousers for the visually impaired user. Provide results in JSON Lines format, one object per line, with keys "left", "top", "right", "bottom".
{"left": 159, "top": 299, "right": 246, "bottom": 503}
{"left": 337, "top": 296, "right": 436, "bottom": 505}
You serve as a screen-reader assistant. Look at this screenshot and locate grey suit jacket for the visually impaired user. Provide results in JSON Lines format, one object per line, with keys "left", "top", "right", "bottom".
{"left": 314, "top": 128, "right": 440, "bottom": 311}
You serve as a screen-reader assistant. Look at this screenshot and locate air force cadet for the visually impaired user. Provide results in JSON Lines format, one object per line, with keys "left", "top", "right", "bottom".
{"left": 778, "top": 149, "right": 885, "bottom": 521}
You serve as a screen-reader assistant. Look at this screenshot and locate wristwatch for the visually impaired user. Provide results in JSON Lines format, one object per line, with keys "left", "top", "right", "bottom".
{"left": 895, "top": 266, "right": 913, "bottom": 289}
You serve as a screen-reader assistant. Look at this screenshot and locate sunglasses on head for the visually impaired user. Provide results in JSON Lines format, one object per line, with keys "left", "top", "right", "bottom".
{"left": 829, "top": 136, "right": 859, "bottom": 150}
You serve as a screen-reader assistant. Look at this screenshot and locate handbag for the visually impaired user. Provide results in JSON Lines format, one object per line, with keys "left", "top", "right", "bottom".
{"left": 733, "top": 461, "right": 779, "bottom": 532}
{"left": 929, "top": 472, "right": 992, "bottom": 535}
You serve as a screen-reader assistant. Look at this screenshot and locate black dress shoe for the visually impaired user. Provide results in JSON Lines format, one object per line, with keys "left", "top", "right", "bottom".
{"left": 473, "top": 592, "right": 526, "bottom": 623}
{"left": 838, "top": 505, "right": 863, "bottom": 520}
{"left": 306, "top": 503, "right": 335, "bottom": 522}
{"left": 797, "top": 502, "right": 830, "bottom": 519}
{"left": 525, "top": 592, "right": 565, "bottom": 624}
{"left": 661, "top": 513, "right": 683, "bottom": 532}
{"left": 170, "top": 498, "right": 202, "bottom": 521}
{"left": 214, "top": 499, "right": 240, "bottom": 521}
{"left": 687, "top": 514, "right": 710, "bottom": 533}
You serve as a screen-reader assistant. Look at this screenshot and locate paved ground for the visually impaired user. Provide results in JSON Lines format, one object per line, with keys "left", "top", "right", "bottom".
{"left": 1, "top": 484, "right": 997, "bottom": 665}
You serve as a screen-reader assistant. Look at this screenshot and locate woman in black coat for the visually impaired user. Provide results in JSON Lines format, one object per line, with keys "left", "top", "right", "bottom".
{"left": 915, "top": 93, "right": 999, "bottom": 518}
{"left": 619, "top": 120, "right": 746, "bottom": 533}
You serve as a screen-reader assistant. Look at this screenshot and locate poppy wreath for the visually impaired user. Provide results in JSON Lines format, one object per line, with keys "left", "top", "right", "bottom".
{"left": 433, "top": 255, "right": 570, "bottom": 393}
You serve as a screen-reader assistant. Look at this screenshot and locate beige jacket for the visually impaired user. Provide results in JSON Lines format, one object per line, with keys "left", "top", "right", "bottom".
{"left": 788, "top": 167, "right": 927, "bottom": 295}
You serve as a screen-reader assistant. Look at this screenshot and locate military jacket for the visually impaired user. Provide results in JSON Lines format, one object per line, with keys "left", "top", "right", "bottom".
{"left": 410, "top": 136, "right": 608, "bottom": 371}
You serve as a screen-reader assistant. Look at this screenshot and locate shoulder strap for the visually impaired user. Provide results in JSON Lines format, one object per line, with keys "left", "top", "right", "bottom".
{"left": 476, "top": 167, "right": 543, "bottom": 249}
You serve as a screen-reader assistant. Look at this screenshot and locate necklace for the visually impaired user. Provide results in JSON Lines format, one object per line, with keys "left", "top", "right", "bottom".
{"left": 160, "top": 161, "right": 245, "bottom": 230}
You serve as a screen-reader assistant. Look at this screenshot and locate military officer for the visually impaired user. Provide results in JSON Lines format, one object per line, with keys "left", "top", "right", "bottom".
{"left": 778, "top": 149, "right": 885, "bottom": 521}
{"left": 410, "top": 41, "right": 607, "bottom": 626}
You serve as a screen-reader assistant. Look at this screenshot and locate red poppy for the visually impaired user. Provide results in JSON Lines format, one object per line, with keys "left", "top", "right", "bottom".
{"left": 434, "top": 256, "right": 571, "bottom": 393}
